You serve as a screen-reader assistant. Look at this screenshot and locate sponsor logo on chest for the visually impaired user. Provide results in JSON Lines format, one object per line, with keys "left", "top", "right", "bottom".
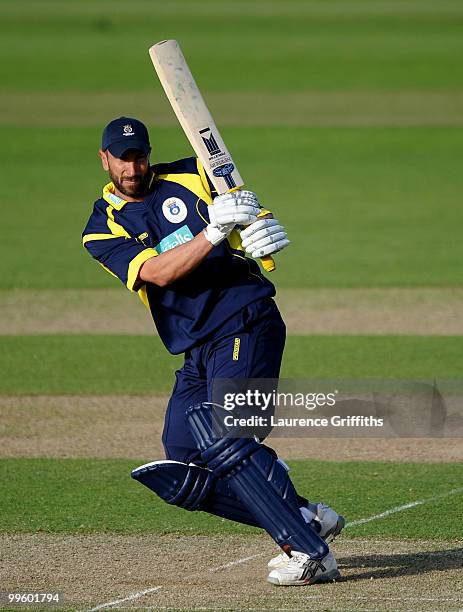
{"left": 155, "top": 225, "right": 194, "bottom": 253}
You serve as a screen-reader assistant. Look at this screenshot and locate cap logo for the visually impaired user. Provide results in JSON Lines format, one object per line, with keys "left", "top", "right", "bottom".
{"left": 123, "top": 124, "right": 134, "bottom": 136}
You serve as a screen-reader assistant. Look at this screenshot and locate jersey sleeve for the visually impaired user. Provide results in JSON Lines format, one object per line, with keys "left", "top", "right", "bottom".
{"left": 82, "top": 202, "right": 157, "bottom": 292}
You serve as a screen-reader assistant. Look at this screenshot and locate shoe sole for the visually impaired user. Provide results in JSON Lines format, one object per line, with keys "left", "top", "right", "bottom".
{"left": 267, "top": 569, "right": 341, "bottom": 586}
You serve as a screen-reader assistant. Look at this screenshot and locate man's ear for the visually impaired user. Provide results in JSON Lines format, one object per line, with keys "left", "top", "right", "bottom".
{"left": 99, "top": 149, "right": 109, "bottom": 171}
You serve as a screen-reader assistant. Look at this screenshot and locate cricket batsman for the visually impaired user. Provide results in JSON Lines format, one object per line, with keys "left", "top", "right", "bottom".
{"left": 82, "top": 116, "right": 345, "bottom": 585}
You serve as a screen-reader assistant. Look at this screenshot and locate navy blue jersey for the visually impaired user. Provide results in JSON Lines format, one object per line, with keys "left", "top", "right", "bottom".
{"left": 82, "top": 157, "right": 275, "bottom": 354}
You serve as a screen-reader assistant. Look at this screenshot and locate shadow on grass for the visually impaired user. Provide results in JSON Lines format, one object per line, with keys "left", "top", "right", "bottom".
{"left": 338, "top": 547, "right": 463, "bottom": 582}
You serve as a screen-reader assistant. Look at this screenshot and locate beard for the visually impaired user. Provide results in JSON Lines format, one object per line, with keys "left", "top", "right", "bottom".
{"left": 110, "top": 168, "right": 151, "bottom": 199}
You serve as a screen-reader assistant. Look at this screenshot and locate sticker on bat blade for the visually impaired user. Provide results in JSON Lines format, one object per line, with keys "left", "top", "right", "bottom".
{"left": 199, "top": 127, "right": 221, "bottom": 156}
{"left": 213, "top": 163, "right": 236, "bottom": 189}
{"left": 213, "top": 163, "right": 235, "bottom": 177}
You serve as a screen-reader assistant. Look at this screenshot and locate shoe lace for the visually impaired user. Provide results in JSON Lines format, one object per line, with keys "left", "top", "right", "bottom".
{"left": 288, "top": 552, "right": 310, "bottom": 567}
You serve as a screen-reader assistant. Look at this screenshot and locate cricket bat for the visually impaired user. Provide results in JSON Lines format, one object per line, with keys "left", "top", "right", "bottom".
{"left": 148, "top": 39, "right": 276, "bottom": 272}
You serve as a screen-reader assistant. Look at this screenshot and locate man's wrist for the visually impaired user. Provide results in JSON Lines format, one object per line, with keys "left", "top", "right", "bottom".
{"left": 203, "top": 224, "right": 229, "bottom": 246}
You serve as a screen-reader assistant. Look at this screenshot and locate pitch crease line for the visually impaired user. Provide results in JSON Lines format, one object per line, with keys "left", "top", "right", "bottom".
{"left": 87, "top": 587, "right": 162, "bottom": 611}
{"left": 209, "top": 552, "right": 264, "bottom": 572}
{"left": 85, "top": 554, "right": 262, "bottom": 611}
{"left": 85, "top": 485, "right": 463, "bottom": 611}
{"left": 345, "top": 485, "right": 463, "bottom": 528}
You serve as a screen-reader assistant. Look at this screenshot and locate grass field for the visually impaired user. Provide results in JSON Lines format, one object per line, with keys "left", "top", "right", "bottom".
{"left": 2, "top": 459, "right": 462, "bottom": 540}
{"left": 1, "top": 0, "right": 463, "bottom": 610}
{"left": 2, "top": 335, "right": 463, "bottom": 394}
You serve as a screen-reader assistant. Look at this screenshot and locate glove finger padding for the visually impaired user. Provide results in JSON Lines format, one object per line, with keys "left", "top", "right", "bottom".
{"left": 244, "top": 231, "right": 288, "bottom": 253}
{"left": 235, "top": 189, "right": 259, "bottom": 201}
{"left": 216, "top": 210, "right": 259, "bottom": 225}
{"left": 240, "top": 218, "right": 290, "bottom": 256}
{"left": 233, "top": 190, "right": 259, "bottom": 207}
{"left": 251, "top": 238, "right": 290, "bottom": 258}
{"left": 209, "top": 192, "right": 259, "bottom": 227}
{"left": 241, "top": 225, "right": 286, "bottom": 249}
{"left": 240, "top": 218, "right": 281, "bottom": 241}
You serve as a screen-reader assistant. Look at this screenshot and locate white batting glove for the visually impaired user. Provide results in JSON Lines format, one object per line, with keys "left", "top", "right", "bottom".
{"left": 204, "top": 191, "right": 260, "bottom": 246}
{"left": 203, "top": 221, "right": 235, "bottom": 246}
{"left": 209, "top": 191, "right": 260, "bottom": 225}
{"left": 240, "top": 218, "right": 290, "bottom": 258}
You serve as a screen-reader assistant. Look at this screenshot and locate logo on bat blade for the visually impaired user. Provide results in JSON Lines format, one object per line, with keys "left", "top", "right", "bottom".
{"left": 199, "top": 127, "right": 221, "bottom": 156}
{"left": 213, "top": 163, "right": 236, "bottom": 189}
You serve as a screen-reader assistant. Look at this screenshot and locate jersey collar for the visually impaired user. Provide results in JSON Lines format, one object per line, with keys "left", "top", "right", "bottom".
{"left": 102, "top": 172, "right": 156, "bottom": 210}
{"left": 102, "top": 182, "right": 127, "bottom": 210}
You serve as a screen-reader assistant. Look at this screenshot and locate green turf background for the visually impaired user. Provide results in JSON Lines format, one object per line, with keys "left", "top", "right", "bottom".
{"left": 2, "top": 1, "right": 463, "bottom": 92}
{"left": 1, "top": 459, "right": 462, "bottom": 540}
{"left": 1, "top": 0, "right": 463, "bottom": 288}
{"left": 4, "top": 126, "right": 463, "bottom": 289}
{"left": 1, "top": 335, "right": 463, "bottom": 394}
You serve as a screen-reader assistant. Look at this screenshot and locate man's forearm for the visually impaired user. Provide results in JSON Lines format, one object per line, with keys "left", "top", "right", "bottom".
{"left": 138, "top": 231, "right": 214, "bottom": 287}
{"left": 137, "top": 191, "right": 265, "bottom": 288}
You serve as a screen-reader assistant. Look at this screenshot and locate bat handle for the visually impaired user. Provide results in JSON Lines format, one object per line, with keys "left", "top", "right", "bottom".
{"left": 261, "top": 255, "right": 276, "bottom": 272}
{"left": 228, "top": 189, "right": 276, "bottom": 272}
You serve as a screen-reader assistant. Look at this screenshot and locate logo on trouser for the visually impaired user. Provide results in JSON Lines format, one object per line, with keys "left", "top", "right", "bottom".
{"left": 232, "top": 337, "right": 241, "bottom": 361}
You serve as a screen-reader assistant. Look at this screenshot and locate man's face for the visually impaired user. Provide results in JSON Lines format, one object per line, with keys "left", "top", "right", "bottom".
{"left": 99, "top": 148, "right": 150, "bottom": 199}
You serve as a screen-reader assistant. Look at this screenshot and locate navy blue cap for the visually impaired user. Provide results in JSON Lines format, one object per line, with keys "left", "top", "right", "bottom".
{"left": 102, "top": 117, "right": 151, "bottom": 158}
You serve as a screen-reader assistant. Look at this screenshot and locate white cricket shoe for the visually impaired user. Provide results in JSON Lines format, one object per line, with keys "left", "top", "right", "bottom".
{"left": 267, "top": 550, "right": 340, "bottom": 586}
{"left": 267, "top": 503, "right": 345, "bottom": 569}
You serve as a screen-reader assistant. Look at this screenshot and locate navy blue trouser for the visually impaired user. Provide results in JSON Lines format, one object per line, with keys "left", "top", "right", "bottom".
{"left": 162, "top": 297, "right": 286, "bottom": 463}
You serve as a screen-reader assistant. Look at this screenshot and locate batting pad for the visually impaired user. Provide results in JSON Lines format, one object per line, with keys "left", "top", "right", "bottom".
{"left": 186, "top": 403, "right": 329, "bottom": 559}
{"left": 131, "top": 459, "right": 260, "bottom": 526}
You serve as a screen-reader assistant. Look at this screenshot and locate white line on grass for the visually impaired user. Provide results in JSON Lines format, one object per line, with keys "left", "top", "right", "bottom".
{"left": 85, "top": 554, "right": 262, "bottom": 611}
{"left": 345, "top": 485, "right": 463, "bottom": 528}
{"left": 87, "top": 587, "right": 162, "bottom": 611}
{"left": 209, "top": 552, "right": 264, "bottom": 572}
{"left": 86, "top": 484, "right": 463, "bottom": 611}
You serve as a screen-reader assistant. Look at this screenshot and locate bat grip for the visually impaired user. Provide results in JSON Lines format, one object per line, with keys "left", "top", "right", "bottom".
{"left": 228, "top": 190, "right": 276, "bottom": 272}
{"left": 261, "top": 255, "right": 276, "bottom": 272}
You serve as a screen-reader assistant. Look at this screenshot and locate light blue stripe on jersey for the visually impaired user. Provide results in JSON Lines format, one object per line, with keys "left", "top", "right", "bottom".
{"left": 155, "top": 225, "right": 194, "bottom": 253}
